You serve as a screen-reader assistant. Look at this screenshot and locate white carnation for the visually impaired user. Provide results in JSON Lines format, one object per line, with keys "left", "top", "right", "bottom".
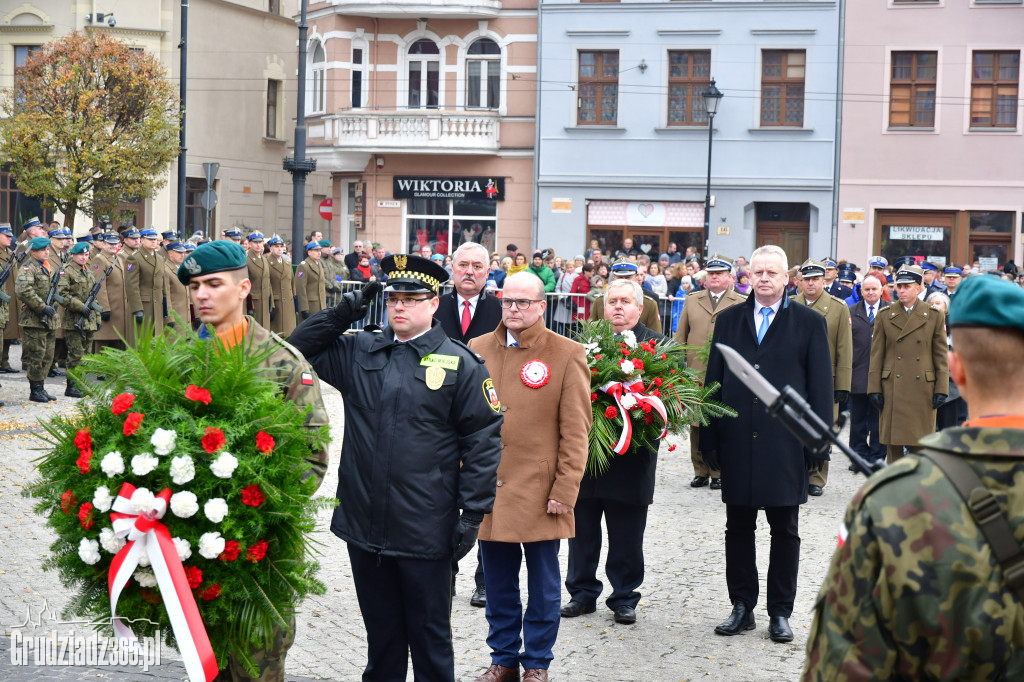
{"left": 78, "top": 538, "right": 101, "bottom": 565}
{"left": 198, "top": 532, "right": 225, "bottom": 560}
{"left": 204, "top": 498, "right": 228, "bottom": 524}
{"left": 129, "top": 487, "right": 156, "bottom": 515}
{"left": 209, "top": 451, "right": 238, "bottom": 479}
{"left": 150, "top": 428, "right": 177, "bottom": 456}
{"left": 621, "top": 393, "right": 638, "bottom": 410}
{"left": 92, "top": 486, "right": 114, "bottom": 513}
{"left": 173, "top": 537, "right": 192, "bottom": 562}
{"left": 169, "top": 455, "right": 195, "bottom": 485}
{"left": 619, "top": 359, "right": 636, "bottom": 375}
{"left": 169, "top": 491, "right": 199, "bottom": 518}
{"left": 134, "top": 569, "right": 157, "bottom": 588}
{"left": 137, "top": 545, "right": 151, "bottom": 567}
{"left": 131, "top": 452, "right": 159, "bottom": 477}
{"left": 620, "top": 330, "right": 637, "bottom": 349}
{"left": 582, "top": 341, "right": 600, "bottom": 356}
{"left": 99, "top": 527, "right": 125, "bottom": 555}
{"left": 100, "top": 451, "right": 125, "bottom": 478}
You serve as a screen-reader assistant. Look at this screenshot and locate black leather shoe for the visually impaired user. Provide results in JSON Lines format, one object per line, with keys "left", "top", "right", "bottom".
{"left": 0, "top": 366, "right": 17, "bottom": 374}
{"left": 690, "top": 476, "right": 710, "bottom": 488}
{"left": 709, "top": 478, "right": 722, "bottom": 490}
{"left": 613, "top": 606, "right": 636, "bottom": 624}
{"left": 768, "top": 615, "right": 793, "bottom": 643}
{"left": 714, "top": 602, "right": 755, "bottom": 636}
{"left": 470, "top": 586, "right": 486, "bottom": 608}
{"left": 560, "top": 600, "right": 596, "bottom": 618}
{"left": 808, "top": 485, "right": 824, "bottom": 497}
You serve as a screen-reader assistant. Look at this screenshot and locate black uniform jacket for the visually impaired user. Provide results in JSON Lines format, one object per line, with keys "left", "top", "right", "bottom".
{"left": 289, "top": 310, "right": 503, "bottom": 559}
{"left": 578, "top": 321, "right": 666, "bottom": 506}
{"left": 433, "top": 289, "right": 503, "bottom": 343}
{"left": 701, "top": 293, "right": 833, "bottom": 508}
{"left": 850, "top": 299, "right": 890, "bottom": 394}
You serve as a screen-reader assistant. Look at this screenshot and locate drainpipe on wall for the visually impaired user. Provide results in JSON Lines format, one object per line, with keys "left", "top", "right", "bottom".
{"left": 830, "top": 0, "right": 846, "bottom": 256}
{"left": 530, "top": 0, "right": 543, "bottom": 252}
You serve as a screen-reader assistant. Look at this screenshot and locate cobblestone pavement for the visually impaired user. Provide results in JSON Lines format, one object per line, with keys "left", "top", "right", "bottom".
{"left": 0, "top": 344, "right": 864, "bottom": 681}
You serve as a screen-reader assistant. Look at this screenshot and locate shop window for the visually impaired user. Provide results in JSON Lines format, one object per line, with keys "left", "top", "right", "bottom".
{"left": 889, "top": 51, "right": 937, "bottom": 127}
{"left": 408, "top": 39, "right": 440, "bottom": 109}
{"left": 668, "top": 50, "right": 711, "bottom": 126}
{"left": 761, "top": 50, "right": 805, "bottom": 127}
{"left": 406, "top": 198, "right": 497, "bottom": 257}
{"left": 971, "top": 51, "right": 1019, "bottom": 128}
{"left": 578, "top": 51, "right": 619, "bottom": 125}
{"left": 467, "top": 39, "right": 501, "bottom": 110}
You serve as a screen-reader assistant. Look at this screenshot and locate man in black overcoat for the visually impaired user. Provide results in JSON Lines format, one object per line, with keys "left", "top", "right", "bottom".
{"left": 701, "top": 245, "right": 833, "bottom": 644}
{"left": 848, "top": 272, "right": 889, "bottom": 465}
{"left": 561, "top": 279, "right": 665, "bottom": 626}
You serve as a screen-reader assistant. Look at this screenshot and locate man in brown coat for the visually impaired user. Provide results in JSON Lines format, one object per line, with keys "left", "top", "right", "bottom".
{"left": 468, "top": 271, "right": 592, "bottom": 682}
{"left": 266, "top": 236, "right": 297, "bottom": 337}
{"left": 295, "top": 242, "right": 327, "bottom": 320}
{"left": 673, "top": 255, "right": 746, "bottom": 489}
{"left": 125, "top": 228, "right": 168, "bottom": 340}
{"left": 163, "top": 242, "right": 191, "bottom": 329}
{"left": 245, "top": 232, "right": 273, "bottom": 328}
{"left": 868, "top": 265, "right": 949, "bottom": 463}
{"left": 92, "top": 234, "right": 129, "bottom": 351}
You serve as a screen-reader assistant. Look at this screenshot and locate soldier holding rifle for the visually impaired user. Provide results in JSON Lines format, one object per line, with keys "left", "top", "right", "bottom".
{"left": 15, "top": 237, "right": 61, "bottom": 403}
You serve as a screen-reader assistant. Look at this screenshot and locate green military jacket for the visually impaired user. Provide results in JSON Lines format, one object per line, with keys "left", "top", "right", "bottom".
{"left": 803, "top": 426, "right": 1024, "bottom": 681}
{"left": 15, "top": 258, "right": 58, "bottom": 330}
{"left": 57, "top": 262, "right": 99, "bottom": 332}
{"left": 0, "top": 247, "right": 14, "bottom": 330}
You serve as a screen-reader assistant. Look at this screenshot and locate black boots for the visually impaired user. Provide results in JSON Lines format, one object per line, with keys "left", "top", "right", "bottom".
{"left": 29, "top": 380, "right": 53, "bottom": 403}
{"left": 65, "top": 378, "right": 83, "bottom": 398}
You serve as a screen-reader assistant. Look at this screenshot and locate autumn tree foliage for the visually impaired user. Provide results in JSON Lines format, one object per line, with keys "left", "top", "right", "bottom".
{"left": 0, "top": 32, "right": 180, "bottom": 226}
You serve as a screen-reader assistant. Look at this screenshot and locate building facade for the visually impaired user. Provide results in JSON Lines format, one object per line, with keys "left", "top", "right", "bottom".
{"left": 304, "top": 0, "right": 537, "bottom": 257}
{"left": 837, "top": 0, "right": 1023, "bottom": 269}
{"left": 0, "top": 0, "right": 330, "bottom": 242}
{"left": 535, "top": 0, "right": 840, "bottom": 265}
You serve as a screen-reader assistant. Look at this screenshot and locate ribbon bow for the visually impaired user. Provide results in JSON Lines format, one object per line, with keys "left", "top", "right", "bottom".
{"left": 600, "top": 377, "right": 669, "bottom": 455}
{"left": 109, "top": 483, "right": 217, "bottom": 682}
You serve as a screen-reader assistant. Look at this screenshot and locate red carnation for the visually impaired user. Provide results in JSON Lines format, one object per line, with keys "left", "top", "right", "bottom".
{"left": 632, "top": 358, "right": 644, "bottom": 370}
{"left": 219, "top": 540, "right": 241, "bottom": 562}
{"left": 74, "top": 428, "right": 91, "bottom": 451}
{"left": 668, "top": 444, "right": 677, "bottom": 452}
{"left": 621, "top": 348, "right": 630, "bottom": 356}
{"left": 246, "top": 539, "right": 269, "bottom": 563}
{"left": 604, "top": 406, "right": 618, "bottom": 419}
{"left": 61, "top": 490, "right": 78, "bottom": 514}
{"left": 643, "top": 413, "right": 654, "bottom": 425}
{"left": 78, "top": 502, "right": 94, "bottom": 530}
{"left": 255, "top": 431, "right": 275, "bottom": 454}
{"left": 653, "top": 378, "right": 663, "bottom": 387}
{"left": 653, "top": 389, "right": 661, "bottom": 398}
{"left": 590, "top": 368, "right": 598, "bottom": 374}
{"left": 669, "top": 369, "right": 677, "bottom": 375}
{"left": 594, "top": 354, "right": 602, "bottom": 360}
{"left": 76, "top": 451, "right": 92, "bottom": 475}
{"left": 111, "top": 393, "right": 135, "bottom": 415}
{"left": 199, "top": 584, "right": 221, "bottom": 601}
{"left": 141, "top": 589, "right": 162, "bottom": 605}
{"left": 241, "top": 485, "right": 265, "bottom": 507}
{"left": 201, "top": 426, "right": 226, "bottom": 454}
{"left": 661, "top": 353, "right": 667, "bottom": 360}
{"left": 185, "top": 384, "right": 212, "bottom": 405}
{"left": 185, "top": 566, "right": 203, "bottom": 589}
{"left": 123, "top": 412, "right": 144, "bottom": 436}
{"left": 590, "top": 393, "right": 598, "bottom": 403}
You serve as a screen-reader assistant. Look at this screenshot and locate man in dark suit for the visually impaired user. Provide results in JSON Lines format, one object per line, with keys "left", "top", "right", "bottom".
{"left": 701, "top": 244, "right": 833, "bottom": 644}
{"left": 561, "top": 279, "right": 664, "bottom": 626}
{"left": 434, "top": 240, "right": 504, "bottom": 609}
{"left": 848, "top": 272, "right": 889, "bottom": 465}
{"left": 822, "top": 258, "right": 852, "bottom": 300}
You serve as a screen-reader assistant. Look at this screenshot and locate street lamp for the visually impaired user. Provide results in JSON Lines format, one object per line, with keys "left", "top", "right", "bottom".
{"left": 702, "top": 78, "right": 723, "bottom": 260}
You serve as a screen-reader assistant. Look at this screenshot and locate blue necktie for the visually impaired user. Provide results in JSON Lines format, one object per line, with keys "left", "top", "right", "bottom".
{"left": 757, "top": 307, "right": 773, "bottom": 345}
{"left": 509, "top": 341, "right": 518, "bottom": 348}
{"left": 868, "top": 305, "right": 875, "bottom": 324}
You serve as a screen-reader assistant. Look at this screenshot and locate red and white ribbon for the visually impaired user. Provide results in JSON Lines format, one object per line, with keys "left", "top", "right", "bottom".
{"left": 600, "top": 377, "right": 669, "bottom": 455}
{"left": 108, "top": 483, "right": 217, "bottom": 682}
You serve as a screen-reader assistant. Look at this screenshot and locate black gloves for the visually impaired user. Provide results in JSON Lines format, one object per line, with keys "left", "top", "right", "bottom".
{"left": 933, "top": 394, "right": 947, "bottom": 409}
{"left": 269, "top": 307, "right": 276, "bottom": 322}
{"left": 834, "top": 390, "right": 849, "bottom": 407}
{"left": 100, "top": 311, "right": 111, "bottom": 322}
{"left": 42, "top": 305, "right": 57, "bottom": 319}
{"left": 452, "top": 511, "right": 483, "bottom": 562}
{"left": 701, "top": 449, "right": 720, "bottom": 472}
{"left": 869, "top": 393, "right": 884, "bottom": 410}
{"left": 333, "top": 281, "right": 382, "bottom": 326}
{"left": 300, "top": 310, "right": 310, "bottom": 320}
{"left": 805, "top": 455, "right": 825, "bottom": 473}
{"left": 134, "top": 311, "right": 144, "bottom": 322}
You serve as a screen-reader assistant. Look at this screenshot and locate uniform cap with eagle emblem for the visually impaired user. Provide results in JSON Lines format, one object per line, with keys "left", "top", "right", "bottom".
{"left": 381, "top": 253, "right": 449, "bottom": 294}
{"left": 176, "top": 240, "right": 248, "bottom": 285}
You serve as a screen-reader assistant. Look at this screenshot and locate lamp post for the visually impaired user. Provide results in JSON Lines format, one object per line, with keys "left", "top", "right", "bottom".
{"left": 701, "top": 78, "right": 723, "bottom": 260}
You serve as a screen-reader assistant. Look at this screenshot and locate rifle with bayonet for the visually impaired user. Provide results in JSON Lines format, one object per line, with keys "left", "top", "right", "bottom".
{"left": 0, "top": 250, "right": 28, "bottom": 303}
{"left": 75, "top": 261, "right": 114, "bottom": 331}
{"left": 39, "top": 252, "right": 69, "bottom": 327}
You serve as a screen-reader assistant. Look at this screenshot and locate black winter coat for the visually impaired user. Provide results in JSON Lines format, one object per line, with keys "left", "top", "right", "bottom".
{"left": 578, "top": 322, "right": 665, "bottom": 506}
{"left": 701, "top": 294, "right": 833, "bottom": 507}
{"left": 850, "top": 299, "right": 890, "bottom": 394}
{"left": 433, "top": 290, "right": 503, "bottom": 343}
{"left": 289, "top": 311, "right": 503, "bottom": 559}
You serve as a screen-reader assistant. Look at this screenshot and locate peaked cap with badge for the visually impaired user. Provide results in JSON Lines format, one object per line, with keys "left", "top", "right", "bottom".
{"left": 381, "top": 254, "right": 449, "bottom": 294}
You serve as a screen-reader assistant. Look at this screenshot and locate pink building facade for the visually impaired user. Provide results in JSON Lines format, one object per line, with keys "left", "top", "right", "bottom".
{"left": 837, "top": 0, "right": 1023, "bottom": 270}
{"left": 305, "top": 1, "right": 537, "bottom": 258}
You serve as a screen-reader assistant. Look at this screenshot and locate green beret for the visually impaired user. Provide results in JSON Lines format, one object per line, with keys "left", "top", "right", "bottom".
{"left": 948, "top": 275, "right": 1024, "bottom": 332}
{"left": 69, "top": 242, "right": 90, "bottom": 255}
{"left": 177, "top": 240, "right": 247, "bottom": 285}
{"left": 318, "top": 239, "right": 331, "bottom": 248}
{"left": 29, "top": 237, "right": 51, "bottom": 251}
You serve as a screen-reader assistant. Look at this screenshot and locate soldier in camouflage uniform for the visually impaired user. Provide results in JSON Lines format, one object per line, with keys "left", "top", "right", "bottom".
{"left": 803, "top": 274, "right": 1024, "bottom": 681}
{"left": 177, "top": 240, "right": 328, "bottom": 682}
{"left": 57, "top": 242, "right": 99, "bottom": 398}
{"left": 15, "top": 237, "right": 59, "bottom": 403}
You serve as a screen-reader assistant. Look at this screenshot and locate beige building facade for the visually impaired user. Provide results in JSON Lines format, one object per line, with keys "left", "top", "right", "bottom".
{"left": 0, "top": 0, "right": 330, "bottom": 244}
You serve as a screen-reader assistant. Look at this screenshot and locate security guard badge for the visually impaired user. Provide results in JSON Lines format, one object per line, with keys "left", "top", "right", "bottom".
{"left": 425, "top": 365, "right": 445, "bottom": 391}
{"left": 483, "top": 378, "right": 501, "bottom": 413}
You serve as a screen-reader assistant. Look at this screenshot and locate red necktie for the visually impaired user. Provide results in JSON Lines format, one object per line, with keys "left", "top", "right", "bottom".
{"left": 461, "top": 300, "right": 472, "bottom": 335}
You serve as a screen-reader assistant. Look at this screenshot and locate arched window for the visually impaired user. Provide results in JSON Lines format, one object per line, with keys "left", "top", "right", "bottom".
{"left": 408, "top": 39, "right": 440, "bottom": 109}
{"left": 467, "top": 38, "right": 501, "bottom": 109}
{"left": 310, "top": 41, "right": 326, "bottom": 113}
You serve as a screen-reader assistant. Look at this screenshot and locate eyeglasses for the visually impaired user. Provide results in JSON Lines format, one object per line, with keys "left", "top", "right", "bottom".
{"left": 384, "top": 296, "right": 433, "bottom": 308}
{"left": 500, "top": 298, "right": 544, "bottom": 310}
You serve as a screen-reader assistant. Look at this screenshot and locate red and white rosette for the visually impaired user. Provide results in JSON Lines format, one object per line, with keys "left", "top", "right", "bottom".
{"left": 108, "top": 483, "right": 217, "bottom": 682}
{"left": 600, "top": 377, "right": 669, "bottom": 455}
{"left": 520, "top": 360, "right": 550, "bottom": 389}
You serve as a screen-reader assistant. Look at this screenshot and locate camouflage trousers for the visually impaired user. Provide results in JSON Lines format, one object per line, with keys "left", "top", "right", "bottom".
{"left": 216, "top": 618, "right": 295, "bottom": 682}
{"left": 20, "top": 326, "right": 55, "bottom": 382}
{"left": 64, "top": 329, "right": 95, "bottom": 370}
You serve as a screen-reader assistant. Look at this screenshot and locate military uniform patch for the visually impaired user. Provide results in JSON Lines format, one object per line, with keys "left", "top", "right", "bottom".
{"left": 420, "top": 353, "right": 460, "bottom": 370}
{"left": 300, "top": 372, "right": 313, "bottom": 385}
{"left": 483, "top": 378, "right": 500, "bottom": 413}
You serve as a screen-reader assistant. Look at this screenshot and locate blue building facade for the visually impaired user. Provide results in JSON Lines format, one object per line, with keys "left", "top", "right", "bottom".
{"left": 535, "top": 0, "right": 840, "bottom": 267}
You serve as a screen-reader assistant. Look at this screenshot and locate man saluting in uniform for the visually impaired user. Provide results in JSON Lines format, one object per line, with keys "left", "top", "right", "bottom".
{"left": 288, "top": 254, "right": 503, "bottom": 682}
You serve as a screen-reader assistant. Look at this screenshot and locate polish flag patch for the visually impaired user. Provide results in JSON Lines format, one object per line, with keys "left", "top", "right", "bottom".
{"left": 301, "top": 372, "right": 313, "bottom": 385}
{"left": 837, "top": 521, "right": 848, "bottom": 548}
